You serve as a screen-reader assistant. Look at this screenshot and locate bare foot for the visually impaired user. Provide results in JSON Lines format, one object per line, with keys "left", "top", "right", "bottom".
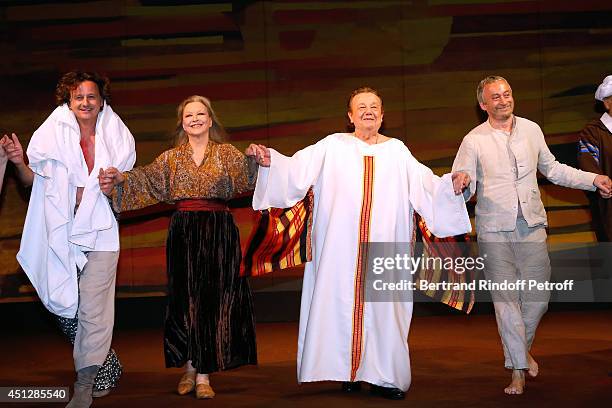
{"left": 504, "top": 369, "right": 525, "bottom": 395}
{"left": 527, "top": 353, "right": 539, "bottom": 378}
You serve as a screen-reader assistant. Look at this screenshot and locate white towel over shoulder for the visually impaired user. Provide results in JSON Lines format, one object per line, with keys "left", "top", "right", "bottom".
{"left": 17, "top": 104, "right": 136, "bottom": 317}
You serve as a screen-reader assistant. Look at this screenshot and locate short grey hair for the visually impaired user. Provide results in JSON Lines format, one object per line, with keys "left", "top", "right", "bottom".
{"left": 476, "top": 75, "right": 508, "bottom": 104}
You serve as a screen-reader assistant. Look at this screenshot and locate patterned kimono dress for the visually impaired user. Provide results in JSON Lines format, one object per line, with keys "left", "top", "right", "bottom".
{"left": 112, "top": 141, "right": 258, "bottom": 373}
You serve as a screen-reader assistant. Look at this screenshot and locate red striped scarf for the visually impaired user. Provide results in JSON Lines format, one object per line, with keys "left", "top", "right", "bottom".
{"left": 414, "top": 214, "right": 475, "bottom": 314}
{"left": 240, "top": 191, "right": 474, "bottom": 314}
{"left": 240, "top": 189, "right": 313, "bottom": 277}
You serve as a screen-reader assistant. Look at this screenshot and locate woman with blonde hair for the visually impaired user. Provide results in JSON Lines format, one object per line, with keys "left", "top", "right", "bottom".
{"left": 100, "top": 95, "right": 257, "bottom": 399}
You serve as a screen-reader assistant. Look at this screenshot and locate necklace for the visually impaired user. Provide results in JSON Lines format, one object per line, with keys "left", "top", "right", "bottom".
{"left": 353, "top": 132, "right": 379, "bottom": 145}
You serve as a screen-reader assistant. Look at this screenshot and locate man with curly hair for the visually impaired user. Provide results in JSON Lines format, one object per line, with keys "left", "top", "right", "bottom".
{"left": 16, "top": 71, "right": 135, "bottom": 408}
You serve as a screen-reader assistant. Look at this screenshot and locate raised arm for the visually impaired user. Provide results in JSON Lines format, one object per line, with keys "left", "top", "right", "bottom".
{"left": 1, "top": 133, "right": 34, "bottom": 187}
{"left": 249, "top": 138, "right": 328, "bottom": 210}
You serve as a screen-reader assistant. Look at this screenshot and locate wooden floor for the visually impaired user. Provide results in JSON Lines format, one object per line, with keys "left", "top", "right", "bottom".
{"left": 1, "top": 310, "right": 611, "bottom": 407}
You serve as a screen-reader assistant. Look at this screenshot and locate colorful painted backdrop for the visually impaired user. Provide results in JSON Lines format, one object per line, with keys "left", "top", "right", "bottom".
{"left": 1, "top": 0, "right": 611, "bottom": 302}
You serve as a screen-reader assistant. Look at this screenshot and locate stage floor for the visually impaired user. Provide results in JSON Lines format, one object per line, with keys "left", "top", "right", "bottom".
{"left": 1, "top": 310, "right": 610, "bottom": 407}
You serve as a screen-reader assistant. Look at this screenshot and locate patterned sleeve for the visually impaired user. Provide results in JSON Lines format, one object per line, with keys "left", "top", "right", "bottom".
{"left": 221, "top": 143, "right": 257, "bottom": 196}
{"left": 112, "top": 150, "right": 172, "bottom": 212}
{"left": 577, "top": 123, "right": 602, "bottom": 173}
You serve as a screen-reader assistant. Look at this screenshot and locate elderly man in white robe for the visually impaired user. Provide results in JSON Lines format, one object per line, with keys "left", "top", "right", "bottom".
{"left": 16, "top": 71, "right": 135, "bottom": 408}
{"left": 246, "top": 87, "right": 472, "bottom": 400}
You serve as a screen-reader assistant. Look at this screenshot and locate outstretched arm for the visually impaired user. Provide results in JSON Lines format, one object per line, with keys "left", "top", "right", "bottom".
{"left": 408, "top": 151, "right": 471, "bottom": 238}
{"left": 99, "top": 151, "right": 171, "bottom": 213}
{"left": 1, "top": 133, "right": 34, "bottom": 187}
{"left": 537, "top": 129, "right": 598, "bottom": 191}
{"left": 249, "top": 139, "right": 328, "bottom": 210}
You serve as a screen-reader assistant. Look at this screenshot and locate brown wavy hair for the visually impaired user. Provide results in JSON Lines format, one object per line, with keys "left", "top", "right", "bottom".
{"left": 174, "top": 95, "right": 226, "bottom": 146}
{"left": 55, "top": 71, "right": 111, "bottom": 107}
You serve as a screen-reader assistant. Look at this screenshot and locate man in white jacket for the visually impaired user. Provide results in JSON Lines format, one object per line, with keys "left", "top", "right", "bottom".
{"left": 452, "top": 76, "right": 612, "bottom": 395}
{"left": 16, "top": 71, "right": 135, "bottom": 408}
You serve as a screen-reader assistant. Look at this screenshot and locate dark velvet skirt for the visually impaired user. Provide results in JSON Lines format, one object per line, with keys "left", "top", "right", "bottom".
{"left": 164, "top": 210, "right": 257, "bottom": 373}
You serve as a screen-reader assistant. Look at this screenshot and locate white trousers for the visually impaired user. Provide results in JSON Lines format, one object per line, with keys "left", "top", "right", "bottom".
{"left": 73, "top": 250, "right": 119, "bottom": 371}
{"left": 478, "top": 219, "right": 550, "bottom": 370}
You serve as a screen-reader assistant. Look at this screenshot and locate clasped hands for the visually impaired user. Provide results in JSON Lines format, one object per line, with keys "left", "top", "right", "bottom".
{"left": 451, "top": 171, "right": 471, "bottom": 195}
{"left": 98, "top": 167, "right": 124, "bottom": 196}
{"left": 594, "top": 174, "right": 612, "bottom": 199}
{"left": 245, "top": 144, "right": 271, "bottom": 167}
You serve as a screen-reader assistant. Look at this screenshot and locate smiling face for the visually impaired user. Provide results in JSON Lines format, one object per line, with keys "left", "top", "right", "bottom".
{"left": 69, "top": 80, "right": 103, "bottom": 124}
{"left": 182, "top": 101, "right": 212, "bottom": 138}
{"left": 479, "top": 79, "right": 514, "bottom": 122}
{"left": 347, "top": 92, "right": 384, "bottom": 133}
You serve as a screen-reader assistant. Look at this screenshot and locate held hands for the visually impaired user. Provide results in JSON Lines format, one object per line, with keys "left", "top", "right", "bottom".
{"left": 98, "top": 167, "right": 124, "bottom": 196}
{"left": 1, "top": 133, "right": 25, "bottom": 166}
{"left": 451, "top": 171, "right": 471, "bottom": 195}
{"left": 593, "top": 174, "right": 612, "bottom": 199}
{"left": 245, "top": 144, "right": 271, "bottom": 167}
{"left": 1, "top": 133, "right": 34, "bottom": 187}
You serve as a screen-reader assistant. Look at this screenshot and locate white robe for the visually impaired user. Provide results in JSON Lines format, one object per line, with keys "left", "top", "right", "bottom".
{"left": 253, "top": 133, "right": 471, "bottom": 391}
{"left": 17, "top": 104, "right": 136, "bottom": 318}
